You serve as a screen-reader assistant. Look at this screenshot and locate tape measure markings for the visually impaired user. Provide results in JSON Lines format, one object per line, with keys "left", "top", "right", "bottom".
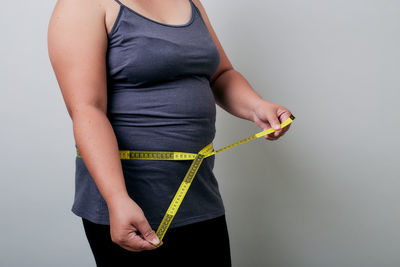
{"left": 76, "top": 114, "right": 295, "bottom": 243}
{"left": 155, "top": 153, "right": 205, "bottom": 241}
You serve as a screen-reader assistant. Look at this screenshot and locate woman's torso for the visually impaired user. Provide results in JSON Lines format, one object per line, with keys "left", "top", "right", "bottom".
{"left": 105, "top": 0, "right": 220, "bottom": 152}
{"left": 72, "top": 0, "right": 225, "bottom": 228}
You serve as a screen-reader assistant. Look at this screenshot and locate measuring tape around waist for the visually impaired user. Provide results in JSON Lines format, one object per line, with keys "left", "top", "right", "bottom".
{"left": 76, "top": 114, "right": 295, "bottom": 244}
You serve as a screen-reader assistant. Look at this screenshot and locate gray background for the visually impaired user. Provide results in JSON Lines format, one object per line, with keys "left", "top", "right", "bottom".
{"left": 1, "top": 0, "right": 399, "bottom": 266}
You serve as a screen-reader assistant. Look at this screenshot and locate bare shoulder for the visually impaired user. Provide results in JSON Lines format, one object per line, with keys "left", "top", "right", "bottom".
{"left": 48, "top": 0, "right": 108, "bottom": 50}
{"left": 191, "top": 0, "right": 234, "bottom": 85}
{"left": 48, "top": 0, "right": 106, "bottom": 28}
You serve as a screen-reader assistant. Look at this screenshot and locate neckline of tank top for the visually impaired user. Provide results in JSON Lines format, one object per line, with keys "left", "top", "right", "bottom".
{"left": 115, "top": 0, "right": 195, "bottom": 28}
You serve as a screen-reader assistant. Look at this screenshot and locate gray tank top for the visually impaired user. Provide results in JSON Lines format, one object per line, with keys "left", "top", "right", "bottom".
{"left": 72, "top": 0, "right": 225, "bottom": 228}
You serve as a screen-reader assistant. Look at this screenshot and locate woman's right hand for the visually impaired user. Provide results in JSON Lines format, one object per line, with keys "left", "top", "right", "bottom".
{"left": 107, "top": 194, "right": 163, "bottom": 252}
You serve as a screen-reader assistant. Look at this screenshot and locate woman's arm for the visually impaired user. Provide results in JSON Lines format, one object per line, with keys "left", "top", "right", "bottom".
{"left": 47, "top": 0, "right": 160, "bottom": 250}
{"left": 193, "top": 0, "right": 294, "bottom": 140}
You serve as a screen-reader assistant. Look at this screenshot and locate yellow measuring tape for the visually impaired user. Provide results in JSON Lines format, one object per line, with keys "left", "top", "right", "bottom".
{"left": 76, "top": 114, "right": 295, "bottom": 244}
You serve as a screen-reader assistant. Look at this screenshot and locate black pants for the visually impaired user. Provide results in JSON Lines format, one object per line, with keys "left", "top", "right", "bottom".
{"left": 82, "top": 215, "right": 232, "bottom": 267}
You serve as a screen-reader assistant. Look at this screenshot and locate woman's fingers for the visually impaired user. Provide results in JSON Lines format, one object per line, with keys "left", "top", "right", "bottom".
{"left": 136, "top": 219, "right": 161, "bottom": 247}
{"left": 265, "top": 112, "right": 293, "bottom": 140}
{"left": 108, "top": 197, "right": 163, "bottom": 252}
{"left": 253, "top": 100, "right": 294, "bottom": 141}
{"left": 265, "top": 125, "right": 289, "bottom": 140}
{"left": 123, "top": 231, "right": 159, "bottom": 252}
{"left": 114, "top": 228, "right": 161, "bottom": 252}
{"left": 264, "top": 112, "right": 282, "bottom": 131}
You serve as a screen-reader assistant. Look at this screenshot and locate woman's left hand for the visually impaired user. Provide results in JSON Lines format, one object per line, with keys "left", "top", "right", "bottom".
{"left": 252, "top": 100, "right": 294, "bottom": 141}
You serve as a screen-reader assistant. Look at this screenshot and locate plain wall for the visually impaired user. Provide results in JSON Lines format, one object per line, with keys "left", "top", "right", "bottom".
{"left": 1, "top": 0, "right": 399, "bottom": 266}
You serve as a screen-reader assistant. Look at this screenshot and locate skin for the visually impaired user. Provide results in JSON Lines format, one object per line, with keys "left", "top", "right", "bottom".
{"left": 47, "top": 0, "right": 293, "bottom": 253}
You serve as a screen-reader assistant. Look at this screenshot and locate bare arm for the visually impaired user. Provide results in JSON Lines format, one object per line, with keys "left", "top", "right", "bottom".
{"left": 47, "top": 0, "right": 160, "bottom": 250}
{"left": 193, "top": 0, "right": 294, "bottom": 140}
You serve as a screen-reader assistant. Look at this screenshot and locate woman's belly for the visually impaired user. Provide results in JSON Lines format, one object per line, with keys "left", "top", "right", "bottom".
{"left": 107, "top": 76, "right": 216, "bottom": 153}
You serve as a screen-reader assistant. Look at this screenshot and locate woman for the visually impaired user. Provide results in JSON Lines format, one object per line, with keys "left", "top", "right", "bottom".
{"left": 47, "top": 0, "right": 293, "bottom": 266}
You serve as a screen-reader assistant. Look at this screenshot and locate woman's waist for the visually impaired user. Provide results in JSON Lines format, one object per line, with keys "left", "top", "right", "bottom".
{"left": 111, "top": 124, "right": 215, "bottom": 153}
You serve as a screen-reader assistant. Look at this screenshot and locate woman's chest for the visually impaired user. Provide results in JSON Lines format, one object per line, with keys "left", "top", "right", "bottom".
{"left": 106, "top": 8, "right": 220, "bottom": 86}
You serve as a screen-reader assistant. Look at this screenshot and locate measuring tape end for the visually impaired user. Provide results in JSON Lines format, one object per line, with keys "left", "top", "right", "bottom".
{"left": 289, "top": 114, "right": 295, "bottom": 120}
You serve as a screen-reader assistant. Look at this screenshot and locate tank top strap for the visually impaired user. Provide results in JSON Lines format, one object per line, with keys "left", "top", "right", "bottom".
{"left": 189, "top": 0, "right": 201, "bottom": 17}
{"left": 112, "top": 0, "right": 124, "bottom": 6}
{"left": 114, "top": 0, "right": 193, "bottom": 7}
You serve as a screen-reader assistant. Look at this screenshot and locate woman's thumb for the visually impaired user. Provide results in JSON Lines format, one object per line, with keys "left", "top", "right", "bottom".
{"left": 268, "top": 115, "right": 282, "bottom": 130}
{"left": 137, "top": 220, "right": 161, "bottom": 246}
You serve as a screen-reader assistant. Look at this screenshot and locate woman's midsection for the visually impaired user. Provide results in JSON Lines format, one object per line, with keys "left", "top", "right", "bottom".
{"left": 107, "top": 78, "right": 216, "bottom": 152}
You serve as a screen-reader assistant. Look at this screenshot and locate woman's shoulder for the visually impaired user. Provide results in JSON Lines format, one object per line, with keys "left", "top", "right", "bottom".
{"left": 51, "top": 0, "right": 106, "bottom": 18}
{"left": 49, "top": 0, "right": 109, "bottom": 34}
{"left": 49, "top": 0, "right": 122, "bottom": 36}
